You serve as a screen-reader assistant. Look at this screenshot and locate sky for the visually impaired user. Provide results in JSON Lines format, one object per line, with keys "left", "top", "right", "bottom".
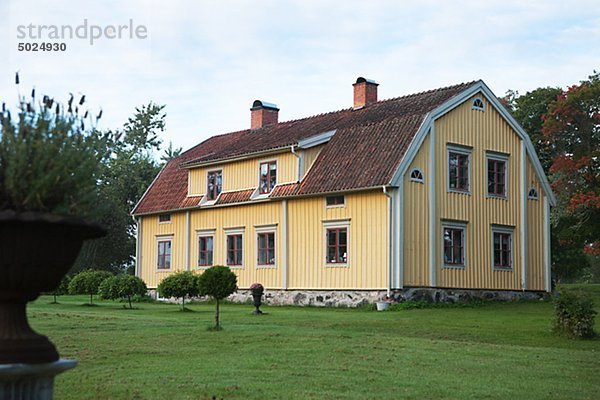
{"left": 1, "top": 0, "right": 599, "bottom": 152}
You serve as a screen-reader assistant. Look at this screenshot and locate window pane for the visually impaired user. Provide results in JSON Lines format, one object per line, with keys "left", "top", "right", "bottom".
{"left": 258, "top": 234, "right": 266, "bottom": 249}
{"left": 328, "top": 230, "right": 337, "bottom": 246}
{"left": 338, "top": 229, "right": 347, "bottom": 246}
{"left": 268, "top": 249, "right": 275, "bottom": 264}
{"left": 268, "top": 233, "right": 275, "bottom": 248}
{"left": 328, "top": 245, "right": 337, "bottom": 263}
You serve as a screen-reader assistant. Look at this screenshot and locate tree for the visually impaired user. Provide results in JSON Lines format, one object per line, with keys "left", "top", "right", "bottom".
{"left": 160, "top": 141, "right": 183, "bottom": 163}
{"left": 49, "top": 275, "right": 71, "bottom": 304}
{"left": 197, "top": 266, "right": 237, "bottom": 330}
{"left": 99, "top": 274, "right": 147, "bottom": 309}
{"left": 505, "top": 73, "right": 600, "bottom": 281}
{"left": 68, "top": 270, "right": 113, "bottom": 305}
{"left": 74, "top": 103, "right": 166, "bottom": 272}
{"left": 542, "top": 72, "right": 600, "bottom": 280}
{"left": 157, "top": 271, "right": 200, "bottom": 311}
{"left": 502, "top": 87, "right": 562, "bottom": 171}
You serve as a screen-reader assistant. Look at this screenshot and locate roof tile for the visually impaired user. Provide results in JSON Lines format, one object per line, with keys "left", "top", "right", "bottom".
{"left": 133, "top": 81, "right": 477, "bottom": 215}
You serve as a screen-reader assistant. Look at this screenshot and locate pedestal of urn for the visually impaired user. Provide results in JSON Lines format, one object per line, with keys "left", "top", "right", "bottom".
{"left": 0, "top": 211, "right": 104, "bottom": 398}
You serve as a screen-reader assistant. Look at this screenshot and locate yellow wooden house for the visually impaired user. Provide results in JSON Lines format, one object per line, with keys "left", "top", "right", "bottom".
{"left": 133, "top": 77, "right": 555, "bottom": 303}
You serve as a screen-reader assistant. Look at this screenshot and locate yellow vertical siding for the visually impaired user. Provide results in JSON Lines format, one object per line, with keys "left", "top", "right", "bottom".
{"left": 288, "top": 191, "right": 388, "bottom": 290}
{"left": 526, "top": 158, "right": 546, "bottom": 290}
{"left": 302, "top": 145, "right": 325, "bottom": 176}
{"left": 403, "top": 135, "right": 430, "bottom": 286}
{"left": 188, "top": 152, "right": 298, "bottom": 195}
{"left": 434, "top": 94, "right": 522, "bottom": 290}
{"left": 189, "top": 202, "right": 282, "bottom": 289}
{"left": 139, "top": 212, "right": 188, "bottom": 289}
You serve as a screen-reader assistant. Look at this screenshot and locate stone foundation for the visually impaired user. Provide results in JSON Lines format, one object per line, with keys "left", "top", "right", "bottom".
{"left": 148, "top": 287, "right": 547, "bottom": 307}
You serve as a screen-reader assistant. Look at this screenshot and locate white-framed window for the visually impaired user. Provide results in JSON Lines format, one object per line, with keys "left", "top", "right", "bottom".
{"left": 409, "top": 168, "right": 424, "bottom": 183}
{"left": 255, "top": 225, "right": 277, "bottom": 268}
{"left": 486, "top": 152, "right": 508, "bottom": 198}
{"left": 442, "top": 221, "right": 466, "bottom": 268}
{"left": 528, "top": 187, "right": 539, "bottom": 200}
{"left": 323, "top": 220, "right": 350, "bottom": 267}
{"left": 206, "top": 170, "right": 222, "bottom": 201}
{"left": 197, "top": 229, "right": 215, "bottom": 268}
{"left": 158, "top": 213, "right": 171, "bottom": 223}
{"left": 325, "top": 195, "right": 345, "bottom": 207}
{"left": 472, "top": 97, "right": 485, "bottom": 112}
{"left": 156, "top": 235, "right": 173, "bottom": 270}
{"left": 225, "top": 228, "right": 245, "bottom": 268}
{"left": 447, "top": 145, "right": 471, "bottom": 194}
{"left": 492, "top": 226, "right": 513, "bottom": 270}
{"left": 259, "top": 160, "right": 277, "bottom": 194}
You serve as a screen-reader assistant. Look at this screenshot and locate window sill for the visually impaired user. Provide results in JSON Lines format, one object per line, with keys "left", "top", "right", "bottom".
{"left": 325, "top": 263, "right": 349, "bottom": 268}
{"left": 257, "top": 265, "right": 276, "bottom": 269}
{"left": 493, "top": 267, "right": 513, "bottom": 272}
{"left": 442, "top": 264, "right": 466, "bottom": 269}
{"left": 196, "top": 265, "right": 213, "bottom": 269}
{"left": 227, "top": 265, "right": 244, "bottom": 269}
{"left": 447, "top": 189, "right": 471, "bottom": 195}
{"left": 486, "top": 194, "right": 508, "bottom": 200}
{"left": 156, "top": 268, "right": 172, "bottom": 272}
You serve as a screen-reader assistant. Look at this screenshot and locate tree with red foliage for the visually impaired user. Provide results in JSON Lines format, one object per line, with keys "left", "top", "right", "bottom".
{"left": 542, "top": 72, "right": 600, "bottom": 278}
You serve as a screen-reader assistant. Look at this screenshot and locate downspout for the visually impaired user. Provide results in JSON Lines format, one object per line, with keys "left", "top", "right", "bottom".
{"left": 291, "top": 145, "right": 302, "bottom": 182}
{"left": 134, "top": 216, "right": 142, "bottom": 277}
{"left": 185, "top": 211, "right": 191, "bottom": 271}
{"left": 383, "top": 186, "right": 392, "bottom": 297}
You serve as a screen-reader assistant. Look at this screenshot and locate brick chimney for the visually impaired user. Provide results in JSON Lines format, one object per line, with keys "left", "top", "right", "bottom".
{"left": 353, "top": 77, "right": 378, "bottom": 109}
{"left": 250, "top": 100, "right": 279, "bottom": 129}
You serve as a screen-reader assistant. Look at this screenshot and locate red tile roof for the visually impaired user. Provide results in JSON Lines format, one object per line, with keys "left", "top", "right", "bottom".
{"left": 133, "top": 81, "right": 477, "bottom": 215}
{"left": 216, "top": 189, "right": 255, "bottom": 205}
{"left": 269, "top": 182, "right": 300, "bottom": 198}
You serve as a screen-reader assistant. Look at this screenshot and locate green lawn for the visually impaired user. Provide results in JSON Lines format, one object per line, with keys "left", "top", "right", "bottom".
{"left": 29, "top": 286, "right": 600, "bottom": 400}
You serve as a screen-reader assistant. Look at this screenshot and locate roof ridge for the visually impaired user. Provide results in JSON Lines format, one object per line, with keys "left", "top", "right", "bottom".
{"left": 179, "top": 80, "right": 480, "bottom": 158}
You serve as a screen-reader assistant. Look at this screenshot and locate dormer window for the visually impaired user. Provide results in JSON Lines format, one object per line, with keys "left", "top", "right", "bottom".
{"left": 472, "top": 97, "right": 485, "bottom": 112}
{"left": 207, "top": 170, "right": 222, "bottom": 201}
{"left": 259, "top": 161, "right": 277, "bottom": 194}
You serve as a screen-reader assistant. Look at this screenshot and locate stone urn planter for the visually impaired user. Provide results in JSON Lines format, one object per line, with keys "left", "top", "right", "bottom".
{"left": 249, "top": 283, "right": 264, "bottom": 315}
{"left": 0, "top": 211, "right": 104, "bottom": 399}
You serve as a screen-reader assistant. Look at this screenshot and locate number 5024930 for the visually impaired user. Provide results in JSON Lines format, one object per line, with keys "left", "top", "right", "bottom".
{"left": 18, "top": 42, "right": 66, "bottom": 51}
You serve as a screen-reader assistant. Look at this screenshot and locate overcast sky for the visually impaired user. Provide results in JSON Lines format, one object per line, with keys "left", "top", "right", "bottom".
{"left": 1, "top": 0, "right": 599, "bottom": 152}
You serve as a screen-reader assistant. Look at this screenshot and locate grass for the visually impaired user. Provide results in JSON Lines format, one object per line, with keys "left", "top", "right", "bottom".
{"left": 28, "top": 286, "right": 600, "bottom": 400}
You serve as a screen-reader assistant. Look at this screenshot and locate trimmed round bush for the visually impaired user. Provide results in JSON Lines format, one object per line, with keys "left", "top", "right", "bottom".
{"left": 68, "top": 270, "right": 113, "bottom": 305}
{"left": 198, "top": 266, "right": 237, "bottom": 330}
{"left": 157, "top": 271, "right": 199, "bottom": 310}
{"left": 99, "top": 274, "right": 147, "bottom": 309}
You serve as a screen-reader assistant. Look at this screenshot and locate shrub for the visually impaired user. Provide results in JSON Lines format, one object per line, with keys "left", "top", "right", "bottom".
{"left": 198, "top": 266, "right": 237, "bottom": 330}
{"left": 68, "top": 270, "right": 113, "bottom": 305}
{"left": 48, "top": 274, "right": 71, "bottom": 304}
{"left": 99, "top": 274, "right": 147, "bottom": 309}
{"left": 0, "top": 78, "right": 108, "bottom": 219}
{"left": 157, "top": 271, "right": 199, "bottom": 311}
{"left": 553, "top": 288, "right": 597, "bottom": 339}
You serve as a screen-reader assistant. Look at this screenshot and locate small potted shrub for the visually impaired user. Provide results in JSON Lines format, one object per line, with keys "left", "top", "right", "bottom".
{"left": 0, "top": 78, "right": 106, "bottom": 364}
{"left": 250, "top": 283, "right": 264, "bottom": 314}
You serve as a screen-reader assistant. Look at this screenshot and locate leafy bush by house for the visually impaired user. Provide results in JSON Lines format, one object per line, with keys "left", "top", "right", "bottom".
{"left": 197, "top": 266, "right": 237, "bottom": 330}
{"left": 553, "top": 288, "right": 597, "bottom": 339}
{"left": 99, "top": 274, "right": 147, "bottom": 309}
{"left": 68, "top": 270, "right": 113, "bottom": 305}
{"left": 157, "top": 271, "right": 199, "bottom": 311}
